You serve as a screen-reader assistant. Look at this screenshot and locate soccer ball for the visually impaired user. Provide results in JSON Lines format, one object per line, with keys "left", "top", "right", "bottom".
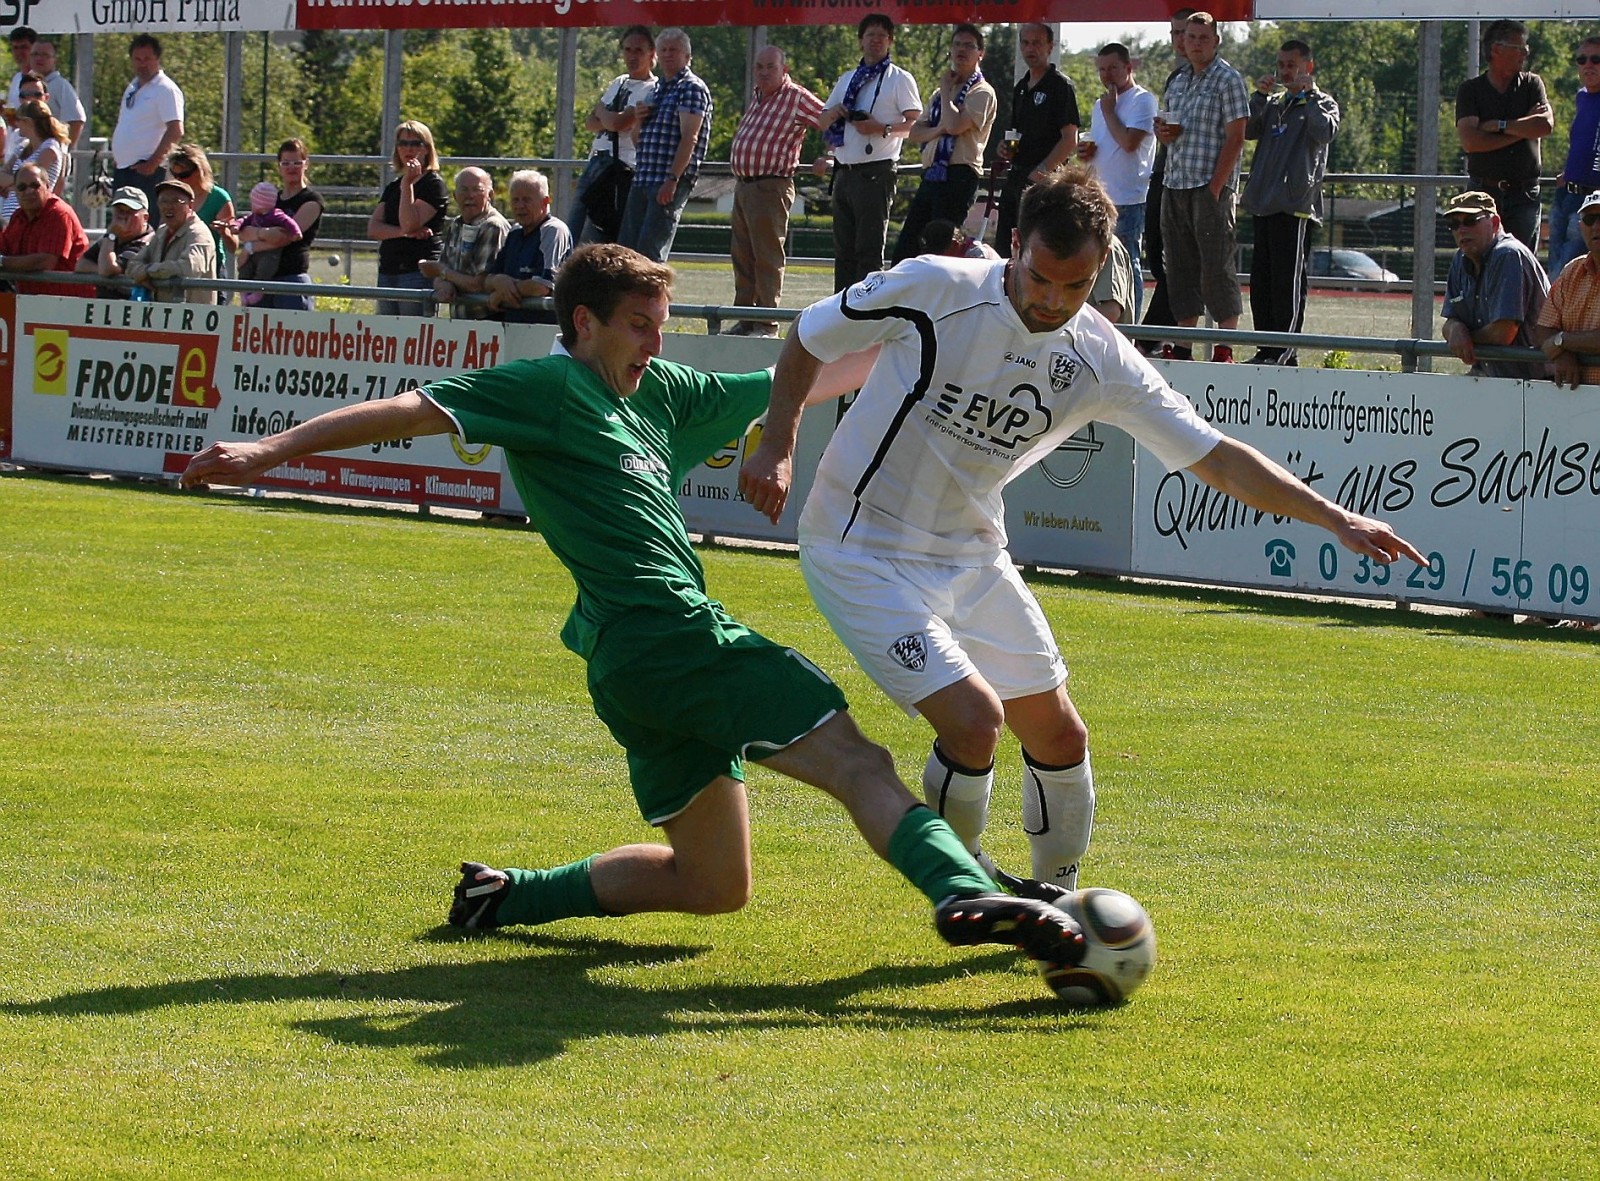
{"left": 1040, "top": 887, "right": 1157, "bottom": 1005}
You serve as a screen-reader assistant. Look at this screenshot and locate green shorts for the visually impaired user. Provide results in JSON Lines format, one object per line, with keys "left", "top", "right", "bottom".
{"left": 588, "top": 607, "right": 849, "bottom": 826}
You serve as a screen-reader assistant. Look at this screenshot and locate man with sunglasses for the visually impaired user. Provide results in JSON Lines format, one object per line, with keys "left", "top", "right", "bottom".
{"left": 1440, "top": 190, "right": 1548, "bottom": 379}
{"left": 0, "top": 162, "right": 88, "bottom": 297}
{"left": 1534, "top": 190, "right": 1600, "bottom": 388}
{"left": 111, "top": 34, "right": 185, "bottom": 206}
{"left": 1454, "top": 19, "right": 1552, "bottom": 254}
{"left": 1546, "top": 37, "right": 1600, "bottom": 274}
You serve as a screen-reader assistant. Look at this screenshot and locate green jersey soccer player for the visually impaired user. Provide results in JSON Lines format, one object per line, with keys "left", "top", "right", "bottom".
{"left": 181, "top": 243, "right": 1087, "bottom": 988}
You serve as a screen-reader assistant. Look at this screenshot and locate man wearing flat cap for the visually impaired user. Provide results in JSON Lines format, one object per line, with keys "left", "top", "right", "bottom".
{"left": 1440, "top": 189, "right": 1547, "bottom": 378}
{"left": 77, "top": 185, "right": 155, "bottom": 299}
{"left": 1534, "top": 188, "right": 1600, "bottom": 388}
{"left": 127, "top": 176, "right": 216, "bottom": 303}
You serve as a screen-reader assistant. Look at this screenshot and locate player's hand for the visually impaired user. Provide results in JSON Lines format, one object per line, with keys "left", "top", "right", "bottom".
{"left": 738, "top": 440, "right": 793, "bottom": 525}
{"left": 180, "top": 440, "right": 275, "bottom": 489}
{"left": 1334, "top": 511, "right": 1427, "bottom": 567}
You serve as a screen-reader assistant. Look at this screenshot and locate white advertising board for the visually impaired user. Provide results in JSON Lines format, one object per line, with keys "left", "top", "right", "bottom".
{"left": 1130, "top": 363, "right": 1600, "bottom": 620}
{"left": 11, "top": 296, "right": 509, "bottom": 511}
{"left": 3, "top": 1, "right": 297, "bottom": 34}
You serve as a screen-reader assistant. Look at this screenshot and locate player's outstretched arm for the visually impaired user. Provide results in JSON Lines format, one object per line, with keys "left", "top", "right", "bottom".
{"left": 739, "top": 331, "right": 823, "bottom": 525}
{"left": 1188, "top": 437, "right": 1427, "bottom": 566}
{"left": 179, "top": 390, "right": 456, "bottom": 489}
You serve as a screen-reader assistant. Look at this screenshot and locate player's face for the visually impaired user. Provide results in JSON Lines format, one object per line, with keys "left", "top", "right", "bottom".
{"left": 575, "top": 290, "right": 670, "bottom": 397}
{"left": 1007, "top": 234, "right": 1106, "bottom": 333}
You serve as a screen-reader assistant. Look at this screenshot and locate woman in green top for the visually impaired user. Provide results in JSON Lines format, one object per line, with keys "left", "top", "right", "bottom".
{"left": 166, "top": 142, "right": 233, "bottom": 299}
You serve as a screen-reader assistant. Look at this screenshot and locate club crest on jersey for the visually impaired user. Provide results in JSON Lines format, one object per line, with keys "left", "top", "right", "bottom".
{"left": 847, "top": 272, "right": 886, "bottom": 303}
{"left": 888, "top": 631, "right": 928, "bottom": 671}
{"left": 1048, "top": 351, "right": 1079, "bottom": 392}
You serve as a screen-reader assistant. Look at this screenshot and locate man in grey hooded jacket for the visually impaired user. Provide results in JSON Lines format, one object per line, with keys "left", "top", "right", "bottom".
{"left": 1241, "top": 38, "right": 1339, "bottom": 365}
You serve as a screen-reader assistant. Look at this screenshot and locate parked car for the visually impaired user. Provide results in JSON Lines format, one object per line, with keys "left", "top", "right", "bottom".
{"left": 1310, "top": 247, "right": 1401, "bottom": 290}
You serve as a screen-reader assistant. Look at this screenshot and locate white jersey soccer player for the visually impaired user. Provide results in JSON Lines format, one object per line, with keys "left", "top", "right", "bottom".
{"left": 742, "top": 168, "right": 1425, "bottom": 893}
{"left": 794, "top": 251, "right": 1216, "bottom": 891}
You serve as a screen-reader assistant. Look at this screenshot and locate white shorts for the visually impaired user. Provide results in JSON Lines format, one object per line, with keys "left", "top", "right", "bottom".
{"left": 800, "top": 543, "right": 1067, "bottom": 717}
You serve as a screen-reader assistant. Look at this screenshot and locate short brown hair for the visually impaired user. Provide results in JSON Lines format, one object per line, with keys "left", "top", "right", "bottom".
{"left": 1016, "top": 165, "right": 1115, "bottom": 260}
{"left": 555, "top": 244, "right": 674, "bottom": 347}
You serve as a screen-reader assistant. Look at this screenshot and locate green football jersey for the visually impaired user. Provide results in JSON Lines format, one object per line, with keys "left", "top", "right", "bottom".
{"left": 423, "top": 354, "right": 770, "bottom": 675}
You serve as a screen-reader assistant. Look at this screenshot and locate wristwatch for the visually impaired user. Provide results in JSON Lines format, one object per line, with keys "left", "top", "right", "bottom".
{"left": 1550, "top": 331, "right": 1566, "bottom": 352}
{"left": 669, "top": 173, "right": 682, "bottom": 182}
{"left": 1496, "top": 119, "right": 1509, "bottom": 132}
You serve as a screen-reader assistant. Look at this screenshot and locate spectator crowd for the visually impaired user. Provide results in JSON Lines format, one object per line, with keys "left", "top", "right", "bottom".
{"left": 4, "top": 17, "right": 1600, "bottom": 382}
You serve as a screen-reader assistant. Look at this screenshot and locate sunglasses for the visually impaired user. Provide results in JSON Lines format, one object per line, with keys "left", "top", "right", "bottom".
{"left": 397, "top": 138, "right": 426, "bottom": 148}
{"left": 1582, "top": 212, "right": 1600, "bottom": 226}
{"left": 169, "top": 165, "right": 195, "bottom": 178}
{"left": 1495, "top": 42, "right": 1530, "bottom": 56}
{"left": 1578, "top": 54, "right": 1600, "bottom": 65}
{"left": 1445, "top": 213, "right": 1487, "bottom": 229}
{"left": 15, "top": 181, "right": 42, "bottom": 190}
{"left": 18, "top": 90, "right": 42, "bottom": 100}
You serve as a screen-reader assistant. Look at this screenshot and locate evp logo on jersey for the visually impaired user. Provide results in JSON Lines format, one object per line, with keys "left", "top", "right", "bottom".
{"left": 1048, "top": 351, "right": 1079, "bottom": 392}
{"left": 931, "top": 380, "right": 1053, "bottom": 453}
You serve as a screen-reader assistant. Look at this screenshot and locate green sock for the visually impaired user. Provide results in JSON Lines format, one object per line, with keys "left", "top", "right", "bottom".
{"left": 495, "top": 856, "right": 606, "bottom": 926}
{"left": 886, "top": 805, "right": 993, "bottom": 904}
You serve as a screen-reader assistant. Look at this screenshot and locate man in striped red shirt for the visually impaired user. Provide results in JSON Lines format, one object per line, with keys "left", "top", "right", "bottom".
{"left": 726, "top": 46, "right": 824, "bottom": 337}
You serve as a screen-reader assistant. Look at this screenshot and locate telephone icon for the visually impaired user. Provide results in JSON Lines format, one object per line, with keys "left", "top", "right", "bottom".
{"left": 1264, "top": 538, "right": 1296, "bottom": 578}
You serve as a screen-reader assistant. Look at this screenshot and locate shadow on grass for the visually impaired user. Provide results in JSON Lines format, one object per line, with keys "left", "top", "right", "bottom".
{"left": 0, "top": 932, "right": 1097, "bottom": 1068}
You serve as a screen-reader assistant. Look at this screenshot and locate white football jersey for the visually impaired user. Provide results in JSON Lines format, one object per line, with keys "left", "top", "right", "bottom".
{"left": 796, "top": 256, "right": 1222, "bottom": 562}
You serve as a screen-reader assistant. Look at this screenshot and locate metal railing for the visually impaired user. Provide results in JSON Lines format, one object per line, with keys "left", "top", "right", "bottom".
{"left": 3, "top": 266, "right": 1560, "bottom": 376}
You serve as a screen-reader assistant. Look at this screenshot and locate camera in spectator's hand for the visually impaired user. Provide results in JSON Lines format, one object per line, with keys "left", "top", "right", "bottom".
{"left": 847, "top": 110, "right": 872, "bottom": 122}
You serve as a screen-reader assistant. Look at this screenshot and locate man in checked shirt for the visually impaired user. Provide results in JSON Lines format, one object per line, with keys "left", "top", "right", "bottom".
{"left": 726, "top": 47, "right": 824, "bottom": 338}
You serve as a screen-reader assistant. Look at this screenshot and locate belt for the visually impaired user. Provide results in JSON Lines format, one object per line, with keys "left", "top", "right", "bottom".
{"left": 736, "top": 174, "right": 789, "bottom": 183}
{"left": 1471, "top": 177, "right": 1538, "bottom": 194}
{"left": 834, "top": 159, "right": 895, "bottom": 170}
{"left": 1564, "top": 180, "right": 1600, "bottom": 195}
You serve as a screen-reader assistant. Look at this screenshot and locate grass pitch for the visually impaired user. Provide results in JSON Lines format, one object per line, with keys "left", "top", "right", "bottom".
{"left": 2, "top": 473, "right": 1596, "bottom": 1179}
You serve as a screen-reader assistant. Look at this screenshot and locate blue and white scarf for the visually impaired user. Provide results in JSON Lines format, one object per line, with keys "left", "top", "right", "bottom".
{"left": 824, "top": 55, "right": 892, "bottom": 149}
{"left": 924, "top": 69, "right": 983, "bottom": 181}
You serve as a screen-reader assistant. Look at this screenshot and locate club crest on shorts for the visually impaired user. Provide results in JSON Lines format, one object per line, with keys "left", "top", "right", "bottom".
{"left": 1048, "top": 351, "right": 1079, "bottom": 392}
{"left": 888, "top": 631, "right": 929, "bottom": 671}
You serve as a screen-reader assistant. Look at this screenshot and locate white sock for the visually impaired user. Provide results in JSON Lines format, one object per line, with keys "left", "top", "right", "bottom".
{"left": 922, "top": 742, "right": 993, "bottom": 856}
{"left": 1021, "top": 750, "right": 1095, "bottom": 890}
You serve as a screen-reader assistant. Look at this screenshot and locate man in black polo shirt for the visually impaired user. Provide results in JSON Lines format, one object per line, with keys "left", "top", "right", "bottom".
{"left": 1455, "top": 18, "right": 1553, "bottom": 254}
{"left": 993, "top": 21, "right": 1079, "bottom": 251}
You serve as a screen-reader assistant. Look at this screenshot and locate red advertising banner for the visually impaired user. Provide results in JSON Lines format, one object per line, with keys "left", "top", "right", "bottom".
{"left": 295, "top": 0, "right": 1251, "bottom": 31}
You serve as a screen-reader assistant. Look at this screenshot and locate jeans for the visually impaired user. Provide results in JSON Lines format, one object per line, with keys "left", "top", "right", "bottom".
{"left": 618, "top": 175, "right": 695, "bottom": 263}
{"left": 377, "top": 270, "right": 433, "bottom": 318}
{"left": 1547, "top": 187, "right": 1588, "bottom": 275}
{"left": 1114, "top": 202, "right": 1147, "bottom": 320}
{"left": 891, "top": 166, "right": 981, "bottom": 264}
{"left": 112, "top": 163, "right": 166, "bottom": 207}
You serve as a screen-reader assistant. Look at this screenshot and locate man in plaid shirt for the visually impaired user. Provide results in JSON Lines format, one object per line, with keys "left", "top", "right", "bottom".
{"left": 1536, "top": 189, "right": 1600, "bottom": 387}
{"left": 1154, "top": 11, "right": 1249, "bottom": 362}
{"left": 618, "top": 27, "right": 712, "bottom": 263}
{"left": 419, "top": 167, "right": 512, "bottom": 320}
{"left": 726, "top": 46, "right": 824, "bottom": 337}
